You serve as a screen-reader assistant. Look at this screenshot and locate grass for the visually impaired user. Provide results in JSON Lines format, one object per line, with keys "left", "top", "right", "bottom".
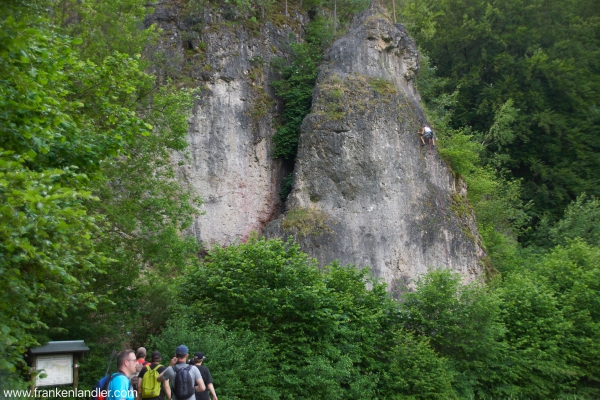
{"left": 282, "top": 207, "right": 333, "bottom": 237}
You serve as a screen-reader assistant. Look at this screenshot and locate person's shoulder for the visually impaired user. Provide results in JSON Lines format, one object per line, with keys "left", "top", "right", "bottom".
{"left": 190, "top": 364, "right": 201, "bottom": 377}
{"left": 110, "top": 373, "right": 130, "bottom": 387}
{"left": 155, "top": 363, "right": 167, "bottom": 373}
{"left": 138, "top": 366, "right": 147, "bottom": 378}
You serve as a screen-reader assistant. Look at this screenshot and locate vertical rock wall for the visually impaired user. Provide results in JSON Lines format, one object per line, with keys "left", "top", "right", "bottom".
{"left": 264, "top": 4, "right": 484, "bottom": 290}
{"left": 146, "top": 5, "right": 304, "bottom": 246}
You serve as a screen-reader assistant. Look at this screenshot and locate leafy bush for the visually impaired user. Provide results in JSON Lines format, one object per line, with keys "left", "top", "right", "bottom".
{"left": 151, "top": 324, "right": 279, "bottom": 400}
{"left": 183, "top": 237, "right": 396, "bottom": 399}
{"left": 398, "top": 270, "right": 508, "bottom": 397}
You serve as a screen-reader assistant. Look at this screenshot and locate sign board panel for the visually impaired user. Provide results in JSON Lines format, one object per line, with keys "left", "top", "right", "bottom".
{"left": 35, "top": 354, "right": 73, "bottom": 386}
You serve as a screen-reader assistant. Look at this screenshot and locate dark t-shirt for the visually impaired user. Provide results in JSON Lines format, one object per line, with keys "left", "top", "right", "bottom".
{"left": 192, "top": 365, "right": 213, "bottom": 400}
{"left": 138, "top": 363, "right": 167, "bottom": 400}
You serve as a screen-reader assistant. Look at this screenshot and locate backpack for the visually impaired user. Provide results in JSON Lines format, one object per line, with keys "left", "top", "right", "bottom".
{"left": 172, "top": 365, "right": 195, "bottom": 399}
{"left": 93, "top": 372, "right": 127, "bottom": 400}
{"left": 141, "top": 364, "right": 163, "bottom": 398}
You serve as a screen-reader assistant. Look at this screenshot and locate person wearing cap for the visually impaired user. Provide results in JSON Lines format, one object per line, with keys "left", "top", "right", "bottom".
{"left": 138, "top": 351, "right": 171, "bottom": 400}
{"left": 158, "top": 345, "right": 205, "bottom": 400}
{"left": 191, "top": 352, "right": 217, "bottom": 400}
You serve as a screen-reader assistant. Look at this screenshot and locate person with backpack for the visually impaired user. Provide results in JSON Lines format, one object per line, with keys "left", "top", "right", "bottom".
{"left": 131, "top": 347, "right": 151, "bottom": 392}
{"left": 190, "top": 352, "right": 217, "bottom": 400}
{"left": 106, "top": 350, "right": 138, "bottom": 400}
{"left": 158, "top": 345, "right": 205, "bottom": 400}
{"left": 138, "top": 351, "right": 171, "bottom": 400}
{"left": 419, "top": 125, "right": 436, "bottom": 146}
{"left": 137, "top": 348, "right": 150, "bottom": 366}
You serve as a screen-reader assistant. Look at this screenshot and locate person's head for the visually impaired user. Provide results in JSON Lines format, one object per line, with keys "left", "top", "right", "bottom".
{"left": 136, "top": 347, "right": 147, "bottom": 360}
{"left": 151, "top": 350, "right": 162, "bottom": 363}
{"left": 117, "top": 349, "right": 138, "bottom": 376}
{"left": 175, "top": 345, "right": 189, "bottom": 361}
{"left": 193, "top": 352, "right": 206, "bottom": 365}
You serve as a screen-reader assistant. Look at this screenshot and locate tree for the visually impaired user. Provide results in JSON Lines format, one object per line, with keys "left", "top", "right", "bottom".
{"left": 184, "top": 237, "right": 398, "bottom": 399}
{"left": 151, "top": 323, "right": 280, "bottom": 399}
{"left": 398, "top": 270, "right": 508, "bottom": 397}
{"left": 0, "top": 0, "right": 199, "bottom": 387}
{"left": 0, "top": 0, "right": 151, "bottom": 380}
{"left": 399, "top": 0, "right": 600, "bottom": 233}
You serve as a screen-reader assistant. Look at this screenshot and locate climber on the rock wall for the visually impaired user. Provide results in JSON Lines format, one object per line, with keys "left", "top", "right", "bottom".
{"left": 419, "top": 125, "right": 436, "bottom": 146}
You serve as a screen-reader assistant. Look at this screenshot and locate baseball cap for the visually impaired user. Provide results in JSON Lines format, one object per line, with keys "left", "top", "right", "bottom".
{"left": 175, "top": 345, "right": 189, "bottom": 356}
{"left": 194, "top": 352, "right": 206, "bottom": 360}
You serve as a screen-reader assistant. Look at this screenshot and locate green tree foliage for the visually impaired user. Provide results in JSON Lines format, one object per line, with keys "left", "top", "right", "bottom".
{"left": 532, "top": 241, "right": 600, "bottom": 394}
{"left": 271, "top": 35, "right": 323, "bottom": 159}
{"left": 546, "top": 194, "right": 600, "bottom": 247}
{"left": 0, "top": 153, "right": 102, "bottom": 383}
{"left": 497, "top": 271, "right": 574, "bottom": 397}
{"left": 378, "top": 330, "right": 456, "bottom": 399}
{"left": 0, "top": 0, "right": 199, "bottom": 387}
{"left": 183, "top": 237, "right": 390, "bottom": 398}
{"left": 417, "top": 55, "right": 528, "bottom": 270}
{"left": 399, "top": 270, "right": 508, "bottom": 397}
{"left": 0, "top": 2, "right": 149, "bottom": 377}
{"left": 179, "top": 237, "right": 457, "bottom": 399}
{"left": 50, "top": 0, "right": 158, "bottom": 63}
{"left": 398, "top": 0, "right": 600, "bottom": 230}
{"left": 151, "top": 323, "right": 280, "bottom": 399}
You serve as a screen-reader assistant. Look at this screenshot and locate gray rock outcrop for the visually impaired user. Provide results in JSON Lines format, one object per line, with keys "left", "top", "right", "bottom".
{"left": 146, "top": 5, "right": 305, "bottom": 245}
{"left": 264, "top": 4, "right": 485, "bottom": 290}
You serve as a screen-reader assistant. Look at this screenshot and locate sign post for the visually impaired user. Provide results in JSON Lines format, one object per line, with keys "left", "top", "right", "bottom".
{"left": 29, "top": 340, "right": 89, "bottom": 390}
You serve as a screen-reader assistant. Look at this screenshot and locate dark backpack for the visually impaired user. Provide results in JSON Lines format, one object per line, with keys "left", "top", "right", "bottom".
{"left": 172, "top": 365, "right": 195, "bottom": 399}
{"left": 93, "top": 372, "right": 127, "bottom": 400}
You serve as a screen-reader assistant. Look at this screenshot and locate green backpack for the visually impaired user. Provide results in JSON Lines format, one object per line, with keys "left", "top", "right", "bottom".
{"left": 141, "top": 364, "right": 162, "bottom": 398}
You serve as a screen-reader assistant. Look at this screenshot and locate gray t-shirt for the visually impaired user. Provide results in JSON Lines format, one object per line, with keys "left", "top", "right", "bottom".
{"left": 162, "top": 363, "right": 203, "bottom": 400}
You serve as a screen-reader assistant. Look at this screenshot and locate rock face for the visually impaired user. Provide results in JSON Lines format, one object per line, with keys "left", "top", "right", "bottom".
{"left": 146, "top": 5, "right": 305, "bottom": 245}
{"left": 264, "top": 4, "right": 484, "bottom": 290}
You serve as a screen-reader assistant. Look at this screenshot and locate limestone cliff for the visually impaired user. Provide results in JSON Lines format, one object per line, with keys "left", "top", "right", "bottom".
{"left": 147, "top": 3, "right": 484, "bottom": 288}
{"left": 146, "top": 4, "right": 304, "bottom": 245}
{"left": 264, "top": 4, "right": 484, "bottom": 290}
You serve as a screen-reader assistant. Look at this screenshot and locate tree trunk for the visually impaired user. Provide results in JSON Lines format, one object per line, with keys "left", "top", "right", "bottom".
{"left": 285, "top": 0, "right": 288, "bottom": 16}
{"left": 392, "top": 0, "right": 396, "bottom": 23}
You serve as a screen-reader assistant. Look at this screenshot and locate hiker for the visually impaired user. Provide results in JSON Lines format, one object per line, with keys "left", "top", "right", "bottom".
{"left": 107, "top": 349, "right": 138, "bottom": 400}
{"left": 158, "top": 345, "right": 205, "bottom": 400}
{"left": 137, "top": 348, "right": 151, "bottom": 366}
{"left": 419, "top": 125, "right": 436, "bottom": 146}
{"left": 138, "top": 351, "right": 171, "bottom": 400}
{"left": 131, "top": 347, "right": 150, "bottom": 391}
{"left": 191, "top": 352, "right": 218, "bottom": 400}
